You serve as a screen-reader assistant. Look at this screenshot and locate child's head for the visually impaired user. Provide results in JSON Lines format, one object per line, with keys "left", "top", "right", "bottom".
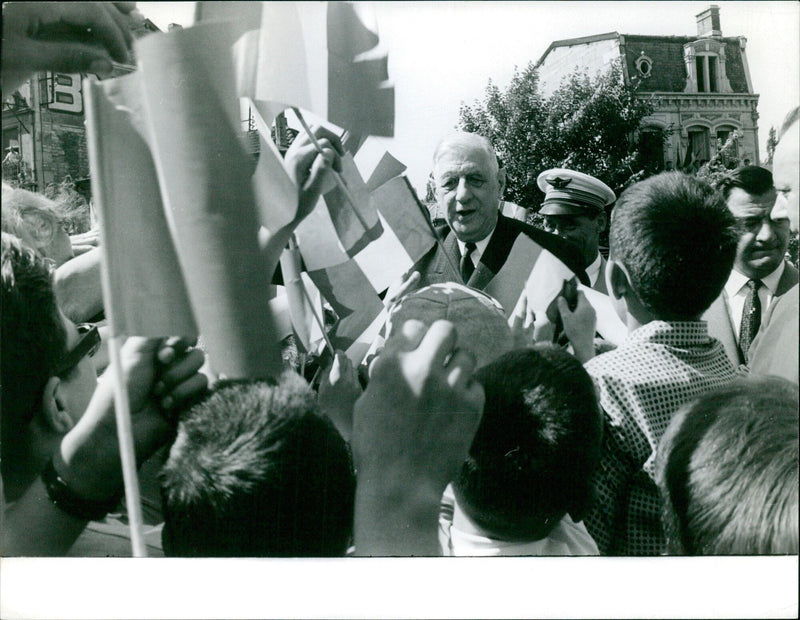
{"left": 2, "top": 233, "right": 99, "bottom": 499}
{"left": 453, "top": 345, "right": 602, "bottom": 541}
{"left": 608, "top": 172, "right": 737, "bottom": 321}
{"left": 160, "top": 373, "right": 355, "bottom": 557}
{"left": 656, "top": 377, "right": 798, "bottom": 555}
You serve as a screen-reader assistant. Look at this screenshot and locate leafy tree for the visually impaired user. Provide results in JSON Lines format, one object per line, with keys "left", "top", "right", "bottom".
{"left": 765, "top": 126, "right": 777, "bottom": 166}
{"left": 695, "top": 130, "right": 742, "bottom": 187}
{"left": 458, "top": 60, "right": 659, "bottom": 211}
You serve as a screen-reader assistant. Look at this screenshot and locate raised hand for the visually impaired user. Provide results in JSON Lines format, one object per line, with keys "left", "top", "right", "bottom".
{"left": 2, "top": 2, "right": 138, "bottom": 92}
{"left": 352, "top": 319, "right": 484, "bottom": 555}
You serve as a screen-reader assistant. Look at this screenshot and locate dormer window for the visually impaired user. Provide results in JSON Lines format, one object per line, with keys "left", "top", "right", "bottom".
{"left": 695, "top": 53, "right": 718, "bottom": 92}
{"left": 635, "top": 53, "right": 653, "bottom": 78}
{"left": 683, "top": 39, "right": 732, "bottom": 94}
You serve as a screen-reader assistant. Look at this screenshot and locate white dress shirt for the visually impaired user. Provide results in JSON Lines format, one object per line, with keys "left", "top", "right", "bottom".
{"left": 724, "top": 262, "right": 785, "bottom": 339}
{"left": 456, "top": 230, "right": 493, "bottom": 268}
{"left": 586, "top": 253, "right": 603, "bottom": 288}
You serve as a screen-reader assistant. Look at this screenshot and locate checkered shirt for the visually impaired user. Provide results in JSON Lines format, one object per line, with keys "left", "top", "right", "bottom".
{"left": 583, "top": 321, "right": 736, "bottom": 555}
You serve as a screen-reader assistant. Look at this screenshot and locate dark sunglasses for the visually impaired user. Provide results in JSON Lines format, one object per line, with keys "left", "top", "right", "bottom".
{"left": 54, "top": 323, "right": 101, "bottom": 377}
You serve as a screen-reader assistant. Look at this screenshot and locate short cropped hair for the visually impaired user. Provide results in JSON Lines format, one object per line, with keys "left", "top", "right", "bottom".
{"left": 715, "top": 165, "right": 774, "bottom": 200}
{"left": 1, "top": 233, "right": 67, "bottom": 473}
{"left": 1, "top": 187, "right": 69, "bottom": 257}
{"left": 161, "top": 373, "right": 355, "bottom": 557}
{"left": 656, "top": 377, "right": 799, "bottom": 555}
{"left": 432, "top": 132, "right": 499, "bottom": 176}
{"left": 610, "top": 172, "right": 737, "bottom": 320}
{"left": 453, "top": 345, "right": 603, "bottom": 541}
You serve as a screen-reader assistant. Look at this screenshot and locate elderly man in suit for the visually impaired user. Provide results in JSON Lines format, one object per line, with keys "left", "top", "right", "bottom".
{"left": 703, "top": 165, "right": 797, "bottom": 368}
{"left": 537, "top": 168, "right": 616, "bottom": 294}
{"left": 748, "top": 107, "right": 799, "bottom": 383}
{"left": 412, "top": 133, "right": 586, "bottom": 295}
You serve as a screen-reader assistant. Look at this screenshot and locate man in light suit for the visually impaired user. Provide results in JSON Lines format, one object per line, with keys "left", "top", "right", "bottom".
{"left": 748, "top": 107, "right": 799, "bottom": 383}
{"left": 412, "top": 133, "right": 587, "bottom": 294}
{"left": 537, "top": 168, "right": 616, "bottom": 294}
{"left": 703, "top": 165, "right": 797, "bottom": 367}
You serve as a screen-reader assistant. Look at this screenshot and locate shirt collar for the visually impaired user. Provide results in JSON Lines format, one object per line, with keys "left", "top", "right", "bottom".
{"left": 586, "top": 253, "right": 603, "bottom": 286}
{"left": 456, "top": 228, "right": 494, "bottom": 262}
{"left": 725, "top": 262, "right": 786, "bottom": 297}
{"left": 626, "top": 320, "right": 712, "bottom": 347}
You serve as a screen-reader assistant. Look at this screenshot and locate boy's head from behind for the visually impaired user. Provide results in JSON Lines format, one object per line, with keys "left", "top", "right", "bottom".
{"left": 160, "top": 373, "right": 355, "bottom": 557}
{"left": 656, "top": 377, "right": 798, "bottom": 555}
{"left": 453, "top": 345, "right": 602, "bottom": 541}
{"left": 608, "top": 172, "right": 737, "bottom": 321}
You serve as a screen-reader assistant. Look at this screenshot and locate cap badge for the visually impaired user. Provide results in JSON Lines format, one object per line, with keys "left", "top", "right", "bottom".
{"left": 546, "top": 176, "right": 572, "bottom": 189}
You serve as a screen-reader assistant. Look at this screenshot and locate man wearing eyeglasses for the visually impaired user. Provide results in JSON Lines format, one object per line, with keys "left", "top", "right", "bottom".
{"left": 703, "top": 166, "right": 798, "bottom": 367}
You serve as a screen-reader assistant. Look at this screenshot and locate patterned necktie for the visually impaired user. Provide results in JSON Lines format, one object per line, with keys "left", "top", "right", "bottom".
{"left": 739, "top": 279, "right": 763, "bottom": 361}
{"left": 460, "top": 242, "right": 477, "bottom": 284}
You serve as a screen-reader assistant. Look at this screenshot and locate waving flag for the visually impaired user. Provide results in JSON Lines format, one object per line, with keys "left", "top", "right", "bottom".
{"left": 326, "top": 2, "right": 394, "bottom": 136}
{"left": 322, "top": 153, "right": 383, "bottom": 257}
{"left": 197, "top": 1, "right": 394, "bottom": 137}
{"left": 85, "top": 75, "right": 197, "bottom": 339}
{"left": 136, "top": 22, "right": 282, "bottom": 379}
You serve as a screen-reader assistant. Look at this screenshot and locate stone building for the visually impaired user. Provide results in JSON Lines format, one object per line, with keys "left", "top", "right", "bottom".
{"left": 1, "top": 18, "right": 162, "bottom": 196}
{"left": 534, "top": 5, "right": 760, "bottom": 170}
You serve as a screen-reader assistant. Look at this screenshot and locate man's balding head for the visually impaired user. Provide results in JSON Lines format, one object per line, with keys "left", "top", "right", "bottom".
{"left": 433, "top": 133, "right": 499, "bottom": 174}
{"left": 432, "top": 133, "right": 504, "bottom": 243}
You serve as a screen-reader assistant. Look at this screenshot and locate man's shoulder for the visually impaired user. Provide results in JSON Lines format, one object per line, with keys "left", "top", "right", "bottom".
{"left": 778, "top": 260, "right": 799, "bottom": 293}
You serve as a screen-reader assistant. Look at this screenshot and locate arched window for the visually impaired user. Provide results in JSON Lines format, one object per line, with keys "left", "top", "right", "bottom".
{"left": 685, "top": 127, "right": 711, "bottom": 168}
{"left": 716, "top": 125, "right": 738, "bottom": 158}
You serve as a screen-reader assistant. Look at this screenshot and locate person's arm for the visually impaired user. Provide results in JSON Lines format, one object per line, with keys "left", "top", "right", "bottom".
{"left": 317, "top": 351, "right": 362, "bottom": 443}
{"left": 1, "top": 337, "right": 207, "bottom": 556}
{"left": 2, "top": 2, "right": 137, "bottom": 92}
{"left": 352, "top": 320, "right": 484, "bottom": 556}
{"left": 54, "top": 247, "right": 103, "bottom": 323}
{"left": 260, "top": 126, "right": 343, "bottom": 280}
{"left": 582, "top": 418, "right": 637, "bottom": 556}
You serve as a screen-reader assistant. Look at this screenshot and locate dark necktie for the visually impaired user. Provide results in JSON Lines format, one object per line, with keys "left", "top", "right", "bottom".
{"left": 739, "top": 279, "right": 763, "bottom": 362}
{"left": 460, "top": 242, "right": 477, "bottom": 284}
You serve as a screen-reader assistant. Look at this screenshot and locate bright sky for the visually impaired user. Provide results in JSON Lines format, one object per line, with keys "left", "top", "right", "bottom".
{"left": 138, "top": 1, "right": 800, "bottom": 193}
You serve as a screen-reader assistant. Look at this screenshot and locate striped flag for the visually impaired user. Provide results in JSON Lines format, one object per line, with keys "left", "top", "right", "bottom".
{"left": 135, "top": 22, "right": 282, "bottom": 379}
{"left": 84, "top": 74, "right": 198, "bottom": 339}
{"left": 197, "top": 1, "right": 394, "bottom": 137}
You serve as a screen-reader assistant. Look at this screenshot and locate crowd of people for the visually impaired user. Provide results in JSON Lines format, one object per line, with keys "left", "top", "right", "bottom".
{"left": 1, "top": 2, "right": 798, "bottom": 562}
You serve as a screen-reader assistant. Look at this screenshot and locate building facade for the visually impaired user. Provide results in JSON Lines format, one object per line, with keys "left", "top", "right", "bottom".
{"left": 535, "top": 6, "right": 760, "bottom": 171}
{"left": 1, "top": 18, "right": 164, "bottom": 197}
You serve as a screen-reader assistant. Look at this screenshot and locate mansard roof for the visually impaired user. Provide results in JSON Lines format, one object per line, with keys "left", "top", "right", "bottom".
{"left": 536, "top": 32, "right": 751, "bottom": 94}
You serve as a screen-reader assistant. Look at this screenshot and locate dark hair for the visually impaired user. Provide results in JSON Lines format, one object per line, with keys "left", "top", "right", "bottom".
{"left": 715, "top": 165, "right": 773, "bottom": 200}
{"left": 609, "top": 172, "right": 737, "bottom": 320}
{"left": 160, "top": 374, "right": 355, "bottom": 557}
{"left": 657, "top": 377, "right": 798, "bottom": 555}
{"left": 453, "top": 345, "right": 602, "bottom": 540}
{"left": 1, "top": 233, "right": 67, "bottom": 475}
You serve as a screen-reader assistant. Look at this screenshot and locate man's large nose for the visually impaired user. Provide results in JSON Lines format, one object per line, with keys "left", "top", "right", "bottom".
{"left": 755, "top": 217, "right": 779, "bottom": 243}
{"left": 455, "top": 177, "right": 472, "bottom": 203}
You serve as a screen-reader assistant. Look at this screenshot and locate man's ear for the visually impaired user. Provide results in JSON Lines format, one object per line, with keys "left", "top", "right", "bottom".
{"left": 497, "top": 167, "right": 506, "bottom": 199}
{"left": 607, "top": 258, "right": 632, "bottom": 300}
{"left": 596, "top": 211, "right": 607, "bottom": 233}
{"left": 41, "top": 377, "right": 75, "bottom": 434}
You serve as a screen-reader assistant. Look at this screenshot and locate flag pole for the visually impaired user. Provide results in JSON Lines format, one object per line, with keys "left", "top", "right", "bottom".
{"left": 291, "top": 107, "right": 372, "bottom": 233}
{"left": 85, "top": 78, "right": 147, "bottom": 557}
{"left": 106, "top": 336, "right": 148, "bottom": 557}
{"left": 288, "top": 235, "right": 336, "bottom": 355}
